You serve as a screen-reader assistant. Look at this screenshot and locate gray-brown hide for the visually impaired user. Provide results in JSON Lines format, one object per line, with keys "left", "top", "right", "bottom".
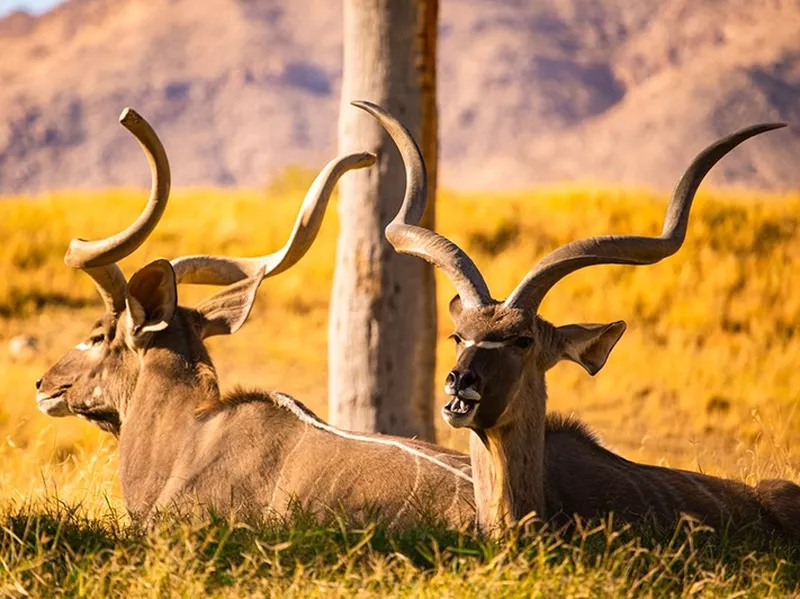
{"left": 359, "top": 100, "right": 800, "bottom": 539}
{"left": 39, "top": 271, "right": 473, "bottom": 524}
{"left": 34, "top": 108, "right": 475, "bottom": 527}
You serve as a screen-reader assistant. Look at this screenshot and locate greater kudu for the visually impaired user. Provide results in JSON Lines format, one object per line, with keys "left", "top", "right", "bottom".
{"left": 357, "top": 100, "right": 800, "bottom": 539}
{"left": 35, "top": 108, "right": 474, "bottom": 527}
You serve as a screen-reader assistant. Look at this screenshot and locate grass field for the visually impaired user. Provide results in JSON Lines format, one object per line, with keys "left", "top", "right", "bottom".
{"left": 1, "top": 182, "right": 799, "bottom": 595}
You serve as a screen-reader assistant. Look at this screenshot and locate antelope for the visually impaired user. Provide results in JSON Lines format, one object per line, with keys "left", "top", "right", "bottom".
{"left": 356, "top": 100, "right": 800, "bottom": 539}
{"left": 35, "top": 108, "right": 475, "bottom": 527}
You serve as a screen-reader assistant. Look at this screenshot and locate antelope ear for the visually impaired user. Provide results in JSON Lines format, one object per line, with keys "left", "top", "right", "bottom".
{"left": 125, "top": 259, "right": 177, "bottom": 339}
{"left": 194, "top": 268, "right": 265, "bottom": 339}
{"left": 449, "top": 295, "right": 463, "bottom": 320}
{"left": 557, "top": 321, "right": 626, "bottom": 376}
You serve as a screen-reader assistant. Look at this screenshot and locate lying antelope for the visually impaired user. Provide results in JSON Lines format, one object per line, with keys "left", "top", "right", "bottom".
{"left": 358, "top": 100, "right": 800, "bottom": 539}
{"left": 37, "top": 107, "right": 667, "bottom": 530}
{"left": 35, "top": 108, "right": 475, "bottom": 526}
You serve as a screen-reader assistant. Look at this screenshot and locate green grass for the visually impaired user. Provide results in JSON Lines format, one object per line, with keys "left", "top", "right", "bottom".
{"left": 1, "top": 500, "right": 798, "bottom": 597}
{"left": 2, "top": 182, "right": 800, "bottom": 595}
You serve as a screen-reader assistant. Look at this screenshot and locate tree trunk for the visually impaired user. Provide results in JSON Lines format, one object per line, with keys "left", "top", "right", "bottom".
{"left": 329, "top": 0, "right": 438, "bottom": 440}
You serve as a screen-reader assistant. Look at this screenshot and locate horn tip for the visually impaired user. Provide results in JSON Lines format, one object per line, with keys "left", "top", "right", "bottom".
{"left": 356, "top": 151, "right": 377, "bottom": 167}
{"left": 351, "top": 100, "right": 381, "bottom": 115}
{"left": 64, "top": 239, "right": 86, "bottom": 268}
{"left": 744, "top": 122, "right": 788, "bottom": 137}
{"left": 119, "top": 107, "right": 142, "bottom": 126}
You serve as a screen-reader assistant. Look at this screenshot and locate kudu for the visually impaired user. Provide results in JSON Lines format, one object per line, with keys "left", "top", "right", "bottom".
{"left": 35, "top": 108, "right": 475, "bottom": 527}
{"left": 356, "top": 100, "right": 800, "bottom": 539}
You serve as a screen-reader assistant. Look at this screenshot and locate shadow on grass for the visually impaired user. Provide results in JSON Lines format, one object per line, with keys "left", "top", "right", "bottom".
{"left": 1, "top": 499, "right": 798, "bottom": 596}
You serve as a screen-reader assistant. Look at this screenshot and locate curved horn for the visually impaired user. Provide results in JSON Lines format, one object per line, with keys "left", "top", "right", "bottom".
{"left": 64, "top": 108, "right": 171, "bottom": 314}
{"left": 352, "top": 100, "right": 492, "bottom": 308}
{"left": 170, "top": 151, "right": 376, "bottom": 286}
{"left": 504, "top": 122, "right": 786, "bottom": 312}
{"left": 65, "top": 108, "right": 171, "bottom": 269}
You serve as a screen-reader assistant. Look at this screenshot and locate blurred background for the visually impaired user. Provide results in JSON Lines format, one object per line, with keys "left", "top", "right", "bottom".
{"left": 0, "top": 0, "right": 798, "bottom": 511}
{"left": 0, "top": 0, "right": 799, "bottom": 193}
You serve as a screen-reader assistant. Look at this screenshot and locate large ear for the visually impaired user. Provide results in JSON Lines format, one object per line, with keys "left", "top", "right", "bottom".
{"left": 125, "top": 259, "right": 177, "bottom": 339}
{"left": 193, "top": 268, "right": 265, "bottom": 339}
{"left": 556, "top": 321, "right": 626, "bottom": 376}
{"left": 449, "top": 295, "right": 463, "bottom": 320}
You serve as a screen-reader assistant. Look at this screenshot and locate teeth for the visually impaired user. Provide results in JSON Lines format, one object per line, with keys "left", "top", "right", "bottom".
{"left": 443, "top": 384, "right": 481, "bottom": 402}
{"left": 458, "top": 387, "right": 481, "bottom": 401}
{"left": 446, "top": 397, "right": 477, "bottom": 415}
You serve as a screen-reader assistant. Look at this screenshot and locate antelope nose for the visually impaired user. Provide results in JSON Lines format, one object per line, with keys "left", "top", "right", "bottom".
{"left": 35, "top": 378, "right": 42, "bottom": 390}
{"left": 446, "top": 370, "right": 477, "bottom": 391}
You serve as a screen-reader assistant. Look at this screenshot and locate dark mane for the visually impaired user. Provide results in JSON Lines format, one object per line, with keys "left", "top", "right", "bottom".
{"left": 545, "top": 412, "right": 603, "bottom": 448}
{"left": 195, "top": 386, "right": 324, "bottom": 424}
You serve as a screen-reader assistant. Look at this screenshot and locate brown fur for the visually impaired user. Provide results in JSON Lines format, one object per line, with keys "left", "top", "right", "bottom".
{"left": 41, "top": 276, "right": 730, "bottom": 530}
{"left": 39, "top": 302, "right": 475, "bottom": 527}
{"left": 444, "top": 303, "right": 800, "bottom": 539}
{"left": 34, "top": 261, "right": 476, "bottom": 526}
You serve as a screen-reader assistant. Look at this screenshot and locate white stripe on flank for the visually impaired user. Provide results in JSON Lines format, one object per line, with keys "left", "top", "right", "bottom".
{"left": 271, "top": 392, "right": 472, "bottom": 483}
{"left": 389, "top": 455, "right": 420, "bottom": 528}
{"left": 462, "top": 339, "right": 507, "bottom": 349}
{"left": 270, "top": 425, "right": 308, "bottom": 510}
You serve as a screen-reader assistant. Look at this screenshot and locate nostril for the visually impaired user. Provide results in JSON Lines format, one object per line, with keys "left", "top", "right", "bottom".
{"left": 35, "top": 379, "right": 42, "bottom": 390}
{"left": 445, "top": 371, "right": 457, "bottom": 386}
{"left": 461, "top": 371, "right": 477, "bottom": 389}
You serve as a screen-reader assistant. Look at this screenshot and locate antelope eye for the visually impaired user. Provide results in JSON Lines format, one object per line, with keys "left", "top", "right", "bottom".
{"left": 514, "top": 336, "right": 534, "bottom": 350}
{"left": 89, "top": 334, "right": 105, "bottom": 345}
{"left": 448, "top": 333, "right": 463, "bottom": 345}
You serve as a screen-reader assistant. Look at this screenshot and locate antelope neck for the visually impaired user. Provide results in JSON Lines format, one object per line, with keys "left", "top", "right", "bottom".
{"left": 469, "top": 375, "right": 547, "bottom": 532}
{"left": 117, "top": 331, "right": 217, "bottom": 516}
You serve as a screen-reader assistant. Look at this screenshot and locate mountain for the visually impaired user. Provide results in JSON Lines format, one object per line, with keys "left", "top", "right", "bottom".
{"left": 1, "top": 0, "right": 798, "bottom": 193}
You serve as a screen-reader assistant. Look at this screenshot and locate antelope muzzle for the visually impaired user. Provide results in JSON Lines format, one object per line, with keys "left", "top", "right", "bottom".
{"left": 443, "top": 369, "right": 481, "bottom": 427}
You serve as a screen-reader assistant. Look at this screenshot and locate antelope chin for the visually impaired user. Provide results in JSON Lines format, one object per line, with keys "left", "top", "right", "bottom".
{"left": 442, "top": 385, "right": 481, "bottom": 428}
{"left": 36, "top": 391, "right": 72, "bottom": 417}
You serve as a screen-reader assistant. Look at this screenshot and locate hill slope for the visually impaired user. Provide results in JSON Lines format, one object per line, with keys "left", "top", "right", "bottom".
{"left": 0, "top": 0, "right": 798, "bottom": 192}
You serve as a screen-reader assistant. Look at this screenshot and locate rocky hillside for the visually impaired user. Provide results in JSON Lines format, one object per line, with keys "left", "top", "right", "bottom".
{"left": 1, "top": 0, "right": 798, "bottom": 193}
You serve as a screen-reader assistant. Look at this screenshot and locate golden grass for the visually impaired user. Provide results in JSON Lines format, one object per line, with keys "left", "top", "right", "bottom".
{"left": 2, "top": 503, "right": 798, "bottom": 597}
{"left": 0, "top": 501, "right": 800, "bottom": 598}
{"left": 0, "top": 183, "right": 799, "bottom": 512}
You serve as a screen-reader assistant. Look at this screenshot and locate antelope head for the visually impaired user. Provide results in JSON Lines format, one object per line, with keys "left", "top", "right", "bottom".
{"left": 354, "top": 101, "right": 784, "bottom": 432}
{"left": 36, "top": 108, "right": 375, "bottom": 434}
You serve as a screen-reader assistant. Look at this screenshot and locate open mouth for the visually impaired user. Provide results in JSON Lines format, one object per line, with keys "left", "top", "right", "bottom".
{"left": 442, "top": 385, "right": 480, "bottom": 426}
{"left": 444, "top": 396, "right": 478, "bottom": 415}
{"left": 36, "top": 389, "right": 72, "bottom": 417}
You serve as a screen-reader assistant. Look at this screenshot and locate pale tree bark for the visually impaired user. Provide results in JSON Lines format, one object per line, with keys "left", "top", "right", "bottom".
{"left": 329, "top": 0, "right": 438, "bottom": 440}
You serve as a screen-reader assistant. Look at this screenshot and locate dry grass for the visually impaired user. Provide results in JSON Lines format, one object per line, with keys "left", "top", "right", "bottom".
{"left": 0, "top": 183, "right": 798, "bottom": 595}
{"left": 1, "top": 501, "right": 799, "bottom": 597}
